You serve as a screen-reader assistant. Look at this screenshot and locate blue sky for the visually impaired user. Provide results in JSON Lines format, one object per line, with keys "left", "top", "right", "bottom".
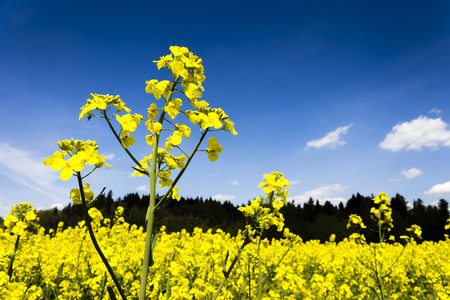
{"left": 1, "top": 0, "right": 450, "bottom": 217}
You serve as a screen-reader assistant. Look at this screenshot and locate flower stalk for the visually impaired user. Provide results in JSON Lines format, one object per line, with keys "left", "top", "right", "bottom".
{"left": 76, "top": 172, "right": 128, "bottom": 300}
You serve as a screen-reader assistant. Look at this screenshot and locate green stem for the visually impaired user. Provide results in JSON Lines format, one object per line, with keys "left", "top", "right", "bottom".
{"left": 155, "top": 129, "right": 209, "bottom": 211}
{"left": 139, "top": 77, "right": 179, "bottom": 300}
{"left": 377, "top": 219, "right": 385, "bottom": 299}
{"left": 69, "top": 232, "right": 86, "bottom": 295}
{"left": 76, "top": 173, "right": 127, "bottom": 300}
{"left": 165, "top": 271, "right": 172, "bottom": 300}
{"left": 262, "top": 244, "right": 292, "bottom": 283}
{"left": 212, "top": 234, "right": 250, "bottom": 300}
{"left": 256, "top": 230, "right": 264, "bottom": 300}
{"left": 138, "top": 130, "right": 159, "bottom": 300}
{"left": 104, "top": 112, "right": 149, "bottom": 175}
{"left": 8, "top": 234, "right": 20, "bottom": 281}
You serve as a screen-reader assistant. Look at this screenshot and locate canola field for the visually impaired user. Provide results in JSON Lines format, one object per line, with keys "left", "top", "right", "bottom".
{"left": 1, "top": 214, "right": 450, "bottom": 299}
{"left": 2, "top": 46, "right": 449, "bottom": 299}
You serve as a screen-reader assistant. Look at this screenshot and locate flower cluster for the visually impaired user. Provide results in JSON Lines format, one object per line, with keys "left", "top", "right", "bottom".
{"left": 116, "top": 113, "right": 143, "bottom": 148}
{"left": 74, "top": 46, "right": 237, "bottom": 197}
{"left": 131, "top": 149, "right": 186, "bottom": 186}
{"left": 79, "top": 94, "right": 131, "bottom": 120}
{"left": 239, "top": 197, "right": 284, "bottom": 232}
{"left": 79, "top": 93, "right": 139, "bottom": 148}
{"left": 401, "top": 224, "right": 423, "bottom": 242}
{"left": 370, "top": 192, "right": 393, "bottom": 232}
{"left": 43, "top": 139, "right": 112, "bottom": 181}
{"left": 206, "top": 137, "right": 223, "bottom": 162}
{"left": 70, "top": 183, "right": 95, "bottom": 205}
{"left": 258, "top": 171, "right": 290, "bottom": 204}
{"left": 347, "top": 214, "right": 366, "bottom": 229}
{"left": 144, "top": 46, "right": 237, "bottom": 168}
{"left": 3, "top": 202, "right": 39, "bottom": 236}
{"left": 239, "top": 172, "right": 290, "bottom": 232}
{"left": 283, "top": 227, "right": 303, "bottom": 246}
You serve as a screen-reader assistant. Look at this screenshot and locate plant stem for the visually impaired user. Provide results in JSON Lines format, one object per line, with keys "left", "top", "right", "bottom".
{"left": 154, "top": 129, "right": 209, "bottom": 211}
{"left": 256, "top": 230, "right": 263, "bottom": 300}
{"left": 76, "top": 173, "right": 127, "bottom": 300}
{"left": 138, "top": 132, "right": 159, "bottom": 300}
{"left": 8, "top": 234, "right": 20, "bottom": 281}
{"left": 104, "top": 113, "right": 148, "bottom": 175}
{"left": 139, "top": 77, "right": 179, "bottom": 300}
{"left": 262, "top": 244, "right": 292, "bottom": 283}
{"left": 212, "top": 232, "right": 250, "bottom": 300}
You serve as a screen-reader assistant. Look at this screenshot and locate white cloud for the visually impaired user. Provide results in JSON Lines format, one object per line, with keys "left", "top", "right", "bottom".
{"left": 229, "top": 181, "right": 239, "bottom": 185}
{"left": 401, "top": 168, "right": 423, "bottom": 179}
{"left": 51, "top": 203, "right": 64, "bottom": 210}
{"left": 289, "top": 179, "right": 301, "bottom": 185}
{"left": 424, "top": 181, "right": 450, "bottom": 197}
{"left": 379, "top": 116, "right": 450, "bottom": 151}
{"left": 135, "top": 185, "right": 149, "bottom": 192}
{"left": 429, "top": 108, "right": 442, "bottom": 115}
{"left": 211, "top": 194, "right": 236, "bottom": 201}
{"left": 102, "top": 152, "right": 116, "bottom": 160}
{"left": 305, "top": 124, "right": 352, "bottom": 150}
{"left": 290, "top": 184, "right": 348, "bottom": 205}
{"left": 0, "top": 143, "right": 65, "bottom": 202}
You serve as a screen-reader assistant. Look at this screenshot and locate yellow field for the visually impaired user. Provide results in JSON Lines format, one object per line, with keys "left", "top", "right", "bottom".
{"left": 2, "top": 218, "right": 450, "bottom": 299}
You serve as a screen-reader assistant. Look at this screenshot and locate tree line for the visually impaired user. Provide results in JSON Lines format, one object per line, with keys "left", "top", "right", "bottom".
{"left": 11, "top": 191, "right": 450, "bottom": 242}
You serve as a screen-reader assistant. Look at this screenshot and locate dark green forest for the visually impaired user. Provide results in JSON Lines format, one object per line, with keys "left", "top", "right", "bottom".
{"left": 27, "top": 191, "right": 450, "bottom": 243}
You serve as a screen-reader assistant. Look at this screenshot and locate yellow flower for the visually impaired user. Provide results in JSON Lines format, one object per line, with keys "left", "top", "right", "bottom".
{"left": 44, "top": 140, "right": 112, "bottom": 181}
{"left": 164, "top": 98, "right": 182, "bottom": 119}
{"left": 4, "top": 202, "right": 39, "bottom": 236}
{"left": 69, "top": 183, "right": 95, "bottom": 205}
{"left": 79, "top": 94, "right": 130, "bottom": 120}
{"left": 153, "top": 54, "right": 173, "bottom": 70}
{"left": 147, "top": 103, "right": 159, "bottom": 121}
{"left": 347, "top": 214, "right": 367, "bottom": 229}
{"left": 169, "top": 60, "right": 189, "bottom": 78}
{"left": 12, "top": 221, "right": 27, "bottom": 235}
{"left": 145, "top": 80, "right": 170, "bottom": 99}
{"left": 54, "top": 154, "right": 85, "bottom": 181}
{"left": 120, "top": 134, "right": 136, "bottom": 148}
{"left": 146, "top": 135, "right": 155, "bottom": 147}
{"left": 25, "top": 210, "right": 37, "bottom": 221}
{"left": 145, "top": 120, "right": 162, "bottom": 135}
{"left": 88, "top": 207, "right": 104, "bottom": 223}
{"left": 200, "top": 112, "right": 222, "bottom": 130}
{"left": 158, "top": 170, "right": 172, "bottom": 187}
{"left": 273, "top": 200, "right": 284, "bottom": 211}
{"left": 185, "top": 110, "right": 203, "bottom": 125}
{"left": 165, "top": 131, "right": 184, "bottom": 150}
{"left": 132, "top": 155, "right": 153, "bottom": 176}
{"left": 258, "top": 172, "right": 290, "bottom": 203}
{"left": 191, "top": 99, "right": 209, "bottom": 110}
{"left": 115, "top": 206, "right": 124, "bottom": 216}
{"left": 407, "top": 224, "right": 423, "bottom": 239}
{"left": 184, "top": 83, "right": 203, "bottom": 100}
{"left": 115, "top": 113, "right": 142, "bottom": 132}
{"left": 223, "top": 120, "right": 238, "bottom": 135}
{"left": 170, "top": 46, "right": 189, "bottom": 57}
{"left": 206, "top": 137, "right": 223, "bottom": 162}
{"left": 79, "top": 94, "right": 107, "bottom": 120}
{"left": 371, "top": 192, "right": 393, "bottom": 230}
{"left": 174, "top": 154, "right": 186, "bottom": 169}
{"left": 171, "top": 187, "right": 181, "bottom": 201}
{"left": 176, "top": 123, "right": 191, "bottom": 139}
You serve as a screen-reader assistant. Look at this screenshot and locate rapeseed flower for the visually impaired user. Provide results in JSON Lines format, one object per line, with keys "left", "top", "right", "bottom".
{"left": 44, "top": 139, "right": 112, "bottom": 181}
{"left": 206, "top": 137, "right": 223, "bottom": 162}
